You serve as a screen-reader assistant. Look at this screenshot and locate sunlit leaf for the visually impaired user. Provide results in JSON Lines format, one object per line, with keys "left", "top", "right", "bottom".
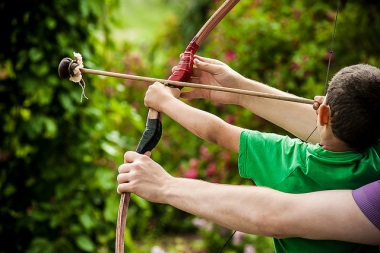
{"left": 101, "top": 142, "right": 118, "bottom": 156}
{"left": 75, "top": 235, "right": 95, "bottom": 252}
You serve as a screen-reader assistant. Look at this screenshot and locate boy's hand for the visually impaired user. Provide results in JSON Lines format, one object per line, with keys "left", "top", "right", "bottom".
{"left": 144, "top": 82, "right": 180, "bottom": 112}
{"left": 313, "top": 96, "right": 325, "bottom": 112}
{"left": 179, "top": 55, "right": 244, "bottom": 104}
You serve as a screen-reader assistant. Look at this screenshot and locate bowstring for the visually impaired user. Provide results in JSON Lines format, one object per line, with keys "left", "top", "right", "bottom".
{"left": 305, "top": 0, "right": 341, "bottom": 142}
{"left": 217, "top": 230, "right": 236, "bottom": 253}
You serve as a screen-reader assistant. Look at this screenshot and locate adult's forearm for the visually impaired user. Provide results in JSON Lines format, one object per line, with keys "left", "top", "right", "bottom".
{"left": 163, "top": 178, "right": 380, "bottom": 245}
{"left": 163, "top": 178, "right": 280, "bottom": 236}
{"left": 285, "top": 190, "right": 380, "bottom": 245}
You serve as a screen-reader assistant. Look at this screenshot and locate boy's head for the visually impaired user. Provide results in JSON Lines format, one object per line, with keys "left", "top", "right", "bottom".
{"left": 324, "top": 64, "right": 380, "bottom": 150}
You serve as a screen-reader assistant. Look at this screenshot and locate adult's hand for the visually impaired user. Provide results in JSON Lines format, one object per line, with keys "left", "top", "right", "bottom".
{"left": 117, "top": 151, "right": 172, "bottom": 204}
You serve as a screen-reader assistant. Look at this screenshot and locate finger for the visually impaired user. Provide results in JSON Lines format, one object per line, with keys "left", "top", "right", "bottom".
{"left": 314, "top": 95, "right": 325, "bottom": 103}
{"left": 144, "top": 151, "right": 151, "bottom": 157}
{"left": 124, "top": 151, "right": 141, "bottom": 163}
{"left": 153, "top": 81, "right": 165, "bottom": 87}
{"left": 193, "top": 58, "right": 224, "bottom": 75}
{"left": 117, "top": 182, "right": 130, "bottom": 194}
{"left": 169, "top": 87, "right": 181, "bottom": 98}
{"left": 313, "top": 96, "right": 324, "bottom": 111}
{"left": 313, "top": 102, "right": 321, "bottom": 111}
{"left": 118, "top": 163, "right": 131, "bottom": 174}
{"left": 117, "top": 172, "right": 130, "bottom": 184}
{"left": 194, "top": 55, "right": 224, "bottom": 66}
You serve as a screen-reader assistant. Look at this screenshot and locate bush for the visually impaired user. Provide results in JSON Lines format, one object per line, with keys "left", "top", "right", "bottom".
{"left": 1, "top": 0, "right": 379, "bottom": 252}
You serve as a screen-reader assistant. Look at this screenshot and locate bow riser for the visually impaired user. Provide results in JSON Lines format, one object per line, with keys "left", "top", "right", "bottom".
{"left": 168, "top": 40, "right": 200, "bottom": 82}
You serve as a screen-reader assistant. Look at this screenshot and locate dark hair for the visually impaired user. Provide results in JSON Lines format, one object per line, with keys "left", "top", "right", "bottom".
{"left": 326, "top": 64, "right": 380, "bottom": 150}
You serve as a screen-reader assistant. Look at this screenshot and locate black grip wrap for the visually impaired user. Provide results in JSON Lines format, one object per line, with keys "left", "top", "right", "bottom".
{"left": 135, "top": 118, "right": 162, "bottom": 154}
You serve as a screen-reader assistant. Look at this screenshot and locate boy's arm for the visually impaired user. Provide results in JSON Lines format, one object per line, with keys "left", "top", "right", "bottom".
{"left": 182, "top": 55, "right": 320, "bottom": 143}
{"left": 235, "top": 77, "right": 320, "bottom": 143}
{"left": 144, "top": 82, "right": 243, "bottom": 152}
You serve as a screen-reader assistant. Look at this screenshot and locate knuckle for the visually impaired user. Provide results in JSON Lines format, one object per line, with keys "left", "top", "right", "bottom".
{"left": 118, "top": 164, "right": 124, "bottom": 173}
{"left": 116, "top": 174, "right": 123, "bottom": 183}
{"left": 123, "top": 152, "right": 129, "bottom": 162}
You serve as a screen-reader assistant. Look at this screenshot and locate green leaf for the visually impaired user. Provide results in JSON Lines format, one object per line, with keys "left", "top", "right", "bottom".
{"left": 43, "top": 117, "right": 57, "bottom": 138}
{"left": 26, "top": 238, "right": 55, "bottom": 253}
{"left": 75, "top": 235, "right": 95, "bottom": 252}
{"left": 101, "top": 142, "right": 118, "bottom": 156}
{"left": 29, "top": 48, "right": 44, "bottom": 63}
{"left": 79, "top": 212, "right": 95, "bottom": 230}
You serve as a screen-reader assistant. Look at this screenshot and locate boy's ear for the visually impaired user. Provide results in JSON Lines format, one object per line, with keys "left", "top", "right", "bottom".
{"left": 318, "top": 104, "right": 331, "bottom": 126}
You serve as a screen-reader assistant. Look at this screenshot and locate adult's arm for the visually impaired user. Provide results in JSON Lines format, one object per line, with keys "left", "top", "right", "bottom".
{"left": 182, "top": 55, "right": 320, "bottom": 143}
{"left": 117, "top": 152, "right": 380, "bottom": 245}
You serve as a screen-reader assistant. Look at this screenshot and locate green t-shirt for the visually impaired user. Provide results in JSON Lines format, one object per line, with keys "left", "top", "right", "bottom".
{"left": 238, "top": 130, "right": 380, "bottom": 253}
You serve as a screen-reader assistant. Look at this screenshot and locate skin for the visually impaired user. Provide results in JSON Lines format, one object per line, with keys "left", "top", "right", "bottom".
{"left": 183, "top": 55, "right": 321, "bottom": 143}
{"left": 144, "top": 61, "right": 350, "bottom": 152}
{"left": 117, "top": 152, "right": 380, "bottom": 245}
{"left": 118, "top": 55, "right": 380, "bottom": 245}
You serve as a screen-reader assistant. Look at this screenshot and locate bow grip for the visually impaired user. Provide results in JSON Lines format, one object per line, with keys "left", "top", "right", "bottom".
{"left": 135, "top": 109, "right": 162, "bottom": 154}
{"left": 135, "top": 40, "right": 199, "bottom": 154}
{"left": 168, "top": 40, "right": 200, "bottom": 83}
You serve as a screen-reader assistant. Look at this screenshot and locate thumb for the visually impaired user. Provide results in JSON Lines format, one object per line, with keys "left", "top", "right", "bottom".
{"left": 124, "top": 151, "right": 142, "bottom": 163}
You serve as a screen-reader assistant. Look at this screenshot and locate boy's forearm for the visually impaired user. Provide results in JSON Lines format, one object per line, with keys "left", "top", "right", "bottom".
{"left": 237, "top": 78, "right": 320, "bottom": 143}
{"left": 161, "top": 97, "right": 241, "bottom": 151}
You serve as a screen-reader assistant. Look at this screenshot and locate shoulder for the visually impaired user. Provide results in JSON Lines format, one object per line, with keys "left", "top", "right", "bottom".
{"left": 241, "top": 129, "right": 304, "bottom": 143}
{"left": 352, "top": 181, "right": 380, "bottom": 231}
{"left": 240, "top": 130, "right": 309, "bottom": 157}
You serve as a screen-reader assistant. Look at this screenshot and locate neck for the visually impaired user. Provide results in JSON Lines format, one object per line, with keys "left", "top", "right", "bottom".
{"left": 319, "top": 137, "right": 354, "bottom": 152}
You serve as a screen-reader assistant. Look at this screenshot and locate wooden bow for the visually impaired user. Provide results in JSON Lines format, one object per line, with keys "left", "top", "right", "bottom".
{"left": 115, "top": 0, "right": 240, "bottom": 252}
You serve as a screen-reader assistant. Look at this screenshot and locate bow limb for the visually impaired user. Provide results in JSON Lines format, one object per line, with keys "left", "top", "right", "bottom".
{"left": 115, "top": 1, "right": 239, "bottom": 252}
{"left": 169, "top": 0, "right": 240, "bottom": 82}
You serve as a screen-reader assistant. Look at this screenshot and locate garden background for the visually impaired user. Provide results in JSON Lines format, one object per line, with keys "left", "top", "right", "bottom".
{"left": 1, "top": 0, "right": 379, "bottom": 252}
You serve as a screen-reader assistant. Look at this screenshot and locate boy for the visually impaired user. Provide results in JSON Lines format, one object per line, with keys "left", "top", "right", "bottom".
{"left": 143, "top": 63, "right": 380, "bottom": 252}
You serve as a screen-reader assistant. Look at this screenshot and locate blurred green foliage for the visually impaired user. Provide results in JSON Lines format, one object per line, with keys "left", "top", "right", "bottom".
{"left": 1, "top": 0, "right": 380, "bottom": 252}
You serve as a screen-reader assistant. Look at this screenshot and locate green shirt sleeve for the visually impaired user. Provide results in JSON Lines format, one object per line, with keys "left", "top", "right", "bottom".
{"left": 238, "top": 129, "right": 308, "bottom": 188}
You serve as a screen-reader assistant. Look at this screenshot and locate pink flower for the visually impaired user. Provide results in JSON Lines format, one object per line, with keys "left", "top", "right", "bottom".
{"left": 192, "top": 218, "right": 213, "bottom": 231}
{"left": 199, "top": 145, "right": 212, "bottom": 160}
{"left": 225, "top": 49, "right": 237, "bottom": 61}
{"left": 206, "top": 162, "right": 216, "bottom": 177}
{"left": 185, "top": 167, "right": 198, "bottom": 179}
{"left": 244, "top": 244, "right": 256, "bottom": 253}
{"left": 290, "top": 62, "right": 301, "bottom": 71}
{"left": 225, "top": 114, "right": 236, "bottom": 124}
{"left": 189, "top": 158, "right": 199, "bottom": 170}
{"left": 222, "top": 151, "right": 231, "bottom": 162}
